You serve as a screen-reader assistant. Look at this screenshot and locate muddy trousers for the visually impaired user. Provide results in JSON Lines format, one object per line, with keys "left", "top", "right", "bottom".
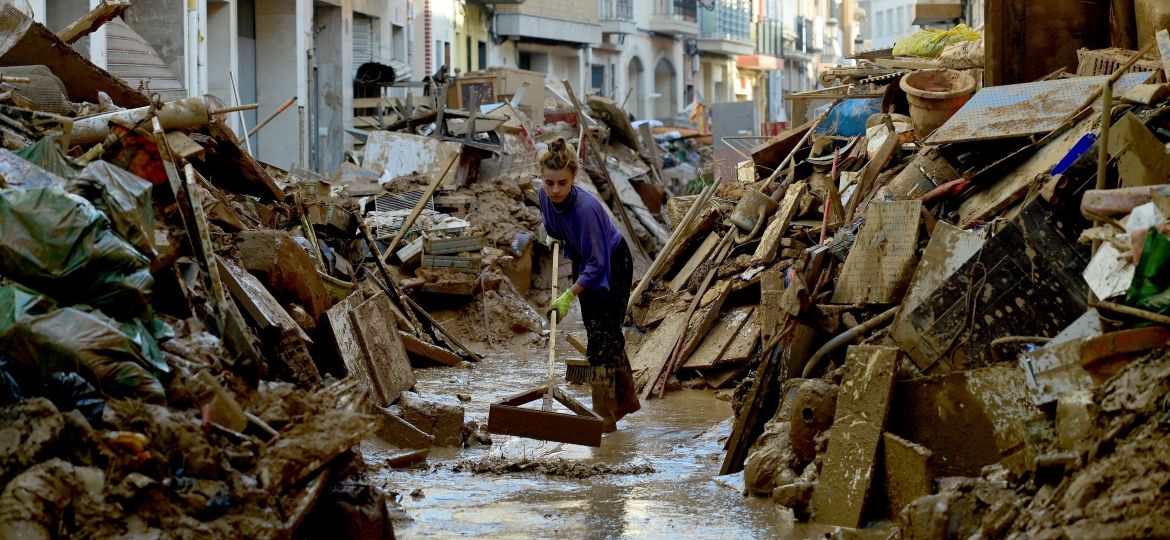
{"left": 577, "top": 239, "right": 640, "bottom": 431}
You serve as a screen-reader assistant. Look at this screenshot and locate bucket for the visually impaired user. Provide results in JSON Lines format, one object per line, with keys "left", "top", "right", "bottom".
{"left": 318, "top": 271, "right": 355, "bottom": 303}
{"left": 730, "top": 187, "right": 778, "bottom": 232}
{"left": 899, "top": 69, "right": 976, "bottom": 138}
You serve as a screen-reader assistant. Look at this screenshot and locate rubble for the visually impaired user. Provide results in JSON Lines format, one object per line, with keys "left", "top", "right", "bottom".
{"left": 7, "top": 1, "right": 1170, "bottom": 536}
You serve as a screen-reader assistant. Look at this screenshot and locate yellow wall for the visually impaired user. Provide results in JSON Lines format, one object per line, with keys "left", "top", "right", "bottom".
{"left": 455, "top": 1, "right": 490, "bottom": 74}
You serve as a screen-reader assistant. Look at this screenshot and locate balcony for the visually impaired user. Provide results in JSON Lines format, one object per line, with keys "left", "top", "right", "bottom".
{"left": 600, "top": 0, "right": 636, "bottom": 35}
{"left": 495, "top": 1, "right": 601, "bottom": 44}
{"left": 650, "top": 0, "right": 699, "bottom": 37}
{"left": 698, "top": 0, "right": 753, "bottom": 57}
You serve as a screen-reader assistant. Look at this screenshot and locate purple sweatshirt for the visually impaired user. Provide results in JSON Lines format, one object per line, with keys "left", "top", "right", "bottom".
{"left": 539, "top": 185, "right": 624, "bottom": 292}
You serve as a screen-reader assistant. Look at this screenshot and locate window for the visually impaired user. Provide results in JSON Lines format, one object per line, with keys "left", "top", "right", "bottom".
{"left": 478, "top": 41, "right": 486, "bottom": 70}
{"left": 519, "top": 51, "right": 532, "bottom": 70}
{"left": 896, "top": 6, "right": 905, "bottom": 33}
{"left": 591, "top": 64, "right": 606, "bottom": 95}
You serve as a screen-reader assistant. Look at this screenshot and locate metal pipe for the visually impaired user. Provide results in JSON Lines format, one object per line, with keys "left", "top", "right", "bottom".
{"left": 248, "top": 96, "right": 298, "bottom": 137}
{"left": 801, "top": 306, "right": 898, "bottom": 378}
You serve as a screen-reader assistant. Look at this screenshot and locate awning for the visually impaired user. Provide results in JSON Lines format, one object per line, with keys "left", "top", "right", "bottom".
{"left": 736, "top": 54, "right": 783, "bottom": 71}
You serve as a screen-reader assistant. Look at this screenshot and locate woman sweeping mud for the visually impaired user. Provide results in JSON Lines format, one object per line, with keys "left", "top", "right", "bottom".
{"left": 539, "top": 137, "right": 640, "bottom": 432}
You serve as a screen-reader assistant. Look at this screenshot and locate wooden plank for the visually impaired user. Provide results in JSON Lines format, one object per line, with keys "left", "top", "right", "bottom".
{"left": 720, "top": 318, "right": 791, "bottom": 475}
{"left": 752, "top": 182, "right": 807, "bottom": 265}
{"left": 350, "top": 293, "right": 417, "bottom": 405}
{"left": 846, "top": 129, "right": 899, "bottom": 221}
{"left": 217, "top": 255, "right": 312, "bottom": 344}
{"left": 326, "top": 294, "right": 381, "bottom": 403}
{"left": 810, "top": 345, "right": 900, "bottom": 528}
{"left": 1158, "top": 29, "right": 1170, "bottom": 77}
{"left": 682, "top": 307, "right": 756, "bottom": 370}
{"left": 401, "top": 330, "right": 461, "bottom": 366}
{"left": 674, "top": 280, "right": 733, "bottom": 371}
{"left": 832, "top": 200, "right": 923, "bottom": 304}
{"left": 760, "top": 267, "right": 785, "bottom": 346}
{"left": 699, "top": 363, "right": 747, "bottom": 389}
{"left": 630, "top": 311, "right": 689, "bottom": 389}
{"left": 668, "top": 232, "right": 720, "bottom": 292}
{"left": 165, "top": 131, "right": 205, "bottom": 160}
{"left": 721, "top": 312, "right": 761, "bottom": 364}
{"left": 56, "top": 0, "right": 130, "bottom": 44}
{"left": 487, "top": 403, "right": 604, "bottom": 447}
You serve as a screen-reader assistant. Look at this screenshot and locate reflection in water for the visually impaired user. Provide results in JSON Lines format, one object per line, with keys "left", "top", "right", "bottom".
{"left": 365, "top": 315, "right": 884, "bottom": 539}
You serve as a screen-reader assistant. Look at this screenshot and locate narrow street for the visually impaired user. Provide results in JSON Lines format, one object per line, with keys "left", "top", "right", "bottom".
{"left": 365, "top": 314, "right": 785, "bottom": 539}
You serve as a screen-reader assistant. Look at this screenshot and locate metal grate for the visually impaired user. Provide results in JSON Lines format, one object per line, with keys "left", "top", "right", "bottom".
{"left": 371, "top": 190, "right": 434, "bottom": 236}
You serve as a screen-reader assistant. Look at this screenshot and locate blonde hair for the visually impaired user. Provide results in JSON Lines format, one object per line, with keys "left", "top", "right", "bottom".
{"left": 540, "top": 137, "right": 578, "bottom": 175}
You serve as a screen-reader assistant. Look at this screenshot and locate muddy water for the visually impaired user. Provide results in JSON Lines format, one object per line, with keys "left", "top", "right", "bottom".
{"left": 367, "top": 316, "right": 848, "bottom": 539}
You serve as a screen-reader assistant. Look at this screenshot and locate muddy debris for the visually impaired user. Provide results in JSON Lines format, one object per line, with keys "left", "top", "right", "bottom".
{"left": 450, "top": 456, "right": 657, "bottom": 478}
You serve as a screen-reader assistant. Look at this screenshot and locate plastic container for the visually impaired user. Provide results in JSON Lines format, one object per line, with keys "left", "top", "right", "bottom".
{"left": 899, "top": 69, "right": 977, "bottom": 138}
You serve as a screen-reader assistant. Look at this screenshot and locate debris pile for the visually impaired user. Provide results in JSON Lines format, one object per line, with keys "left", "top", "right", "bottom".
{"left": 624, "top": 22, "right": 1170, "bottom": 535}
{"left": 0, "top": 5, "right": 691, "bottom": 535}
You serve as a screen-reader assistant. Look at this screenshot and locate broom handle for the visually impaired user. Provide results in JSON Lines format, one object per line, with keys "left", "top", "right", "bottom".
{"left": 544, "top": 242, "right": 560, "bottom": 411}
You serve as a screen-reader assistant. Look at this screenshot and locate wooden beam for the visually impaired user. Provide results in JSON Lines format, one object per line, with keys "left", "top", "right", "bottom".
{"left": 56, "top": 0, "right": 130, "bottom": 44}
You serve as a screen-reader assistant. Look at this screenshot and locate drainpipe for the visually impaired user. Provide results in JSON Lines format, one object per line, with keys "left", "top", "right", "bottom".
{"left": 424, "top": 0, "right": 432, "bottom": 74}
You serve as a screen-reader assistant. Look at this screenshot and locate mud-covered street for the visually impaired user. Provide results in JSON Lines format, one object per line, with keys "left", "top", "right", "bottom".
{"left": 7, "top": 3, "right": 1170, "bottom": 538}
{"left": 367, "top": 315, "right": 803, "bottom": 539}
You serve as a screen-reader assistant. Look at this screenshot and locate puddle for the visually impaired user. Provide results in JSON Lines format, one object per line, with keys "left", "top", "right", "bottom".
{"left": 366, "top": 314, "right": 880, "bottom": 538}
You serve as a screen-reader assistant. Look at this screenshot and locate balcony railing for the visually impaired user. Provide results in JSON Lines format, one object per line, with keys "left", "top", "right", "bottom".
{"left": 655, "top": 0, "right": 698, "bottom": 23}
{"left": 699, "top": 0, "right": 751, "bottom": 42}
{"left": 600, "top": 0, "right": 633, "bottom": 21}
{"left": 754, "top": 20, "right": 783, "bottom": 57}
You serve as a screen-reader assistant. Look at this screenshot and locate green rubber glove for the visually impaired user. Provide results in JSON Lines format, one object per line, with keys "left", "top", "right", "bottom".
{"left": 549, "top": 289, "right": 576, "bottom": 322}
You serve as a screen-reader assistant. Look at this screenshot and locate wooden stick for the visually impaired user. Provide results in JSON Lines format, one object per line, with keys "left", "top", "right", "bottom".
{"left": 209, "top": 103, "right": 260, "bottom": 115}
{"left": 401, "top": 294, "right": 483, "bottom": 362}
{"left": 544, "top": 242, "right": 560, "bottom": 411}
{"left": 650, "top": 230, "right": 736, "bottom": 398}
{"left": 626, "top": 180, "right": 716, "bottom": 312}
{"left": 655, "top": 230, "right": 734, "bottom": 399}
{"left": 56, "top": 0, "right": 130, "bottom": 44}
{"left": 248, "top": 96, "right": 298, "bottom": 137}
{"left": 379, "top": 152, "right": 459, "bottom": 263}
{"left": 357, "top": 218, "right": 429, "bottom": 340}
{"left": 1093, "top": 301, "right": 1170, "bottom": 326}
{"left": 562, "top": 79, "right": 651, "bottom": 263}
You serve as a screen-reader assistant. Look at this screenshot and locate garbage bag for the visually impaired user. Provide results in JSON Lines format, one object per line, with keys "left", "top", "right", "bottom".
{"left": 45, "top": 372, "right": 105, "bottom": 425}
{"left": 67, "top": 161, "right": 156, "bottom": 259}
{"left": 0, "top": 186, "right": 151, "bottom": 316}
{"left": 0, "top": 148, "right": 66, "bottom": 189}
{"left": 15, "top": 138, "right": 80, "bottom": 180}
{"left": 1126, "top": 227, "right": 1170, "bottom": 313}
{"left": 0, "top": 358, "right": 23, "bottom": 406}
{"left": 892, "top": 24, "right": 981, "bottom": 58}
{"left": 1, "top": 307, "right": 166, "bottom": 403}
{"left": 0, "top": 283, "right": 56, "bottom": 337}
{"left": 119, "top": 317, "right": 168, "bottom": 375}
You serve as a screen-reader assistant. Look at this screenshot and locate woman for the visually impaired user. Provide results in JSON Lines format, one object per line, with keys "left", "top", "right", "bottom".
{"left": 539, "top": 138, "right": 640, "bottom": 432}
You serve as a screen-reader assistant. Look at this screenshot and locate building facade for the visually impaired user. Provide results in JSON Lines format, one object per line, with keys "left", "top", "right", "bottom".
{"left": 31, "top": 0, "right": 853, "bottom": 172}
{"left": 858, "top": 0, "right": 918, "bottom": 50}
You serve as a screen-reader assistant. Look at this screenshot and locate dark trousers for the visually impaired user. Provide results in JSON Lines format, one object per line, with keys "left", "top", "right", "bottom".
{"left": 577, "top": 239, "right": 632, "bottom": 367}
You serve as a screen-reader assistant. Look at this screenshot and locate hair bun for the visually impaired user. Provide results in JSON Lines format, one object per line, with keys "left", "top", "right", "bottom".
{"left": 541, "top": 137, "right": 578, "bottom": 173}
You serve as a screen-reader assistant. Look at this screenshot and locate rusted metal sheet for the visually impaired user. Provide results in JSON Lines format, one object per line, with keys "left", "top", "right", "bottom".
{"left": 925, "top": 72, "right": 1153, "bottom": 145}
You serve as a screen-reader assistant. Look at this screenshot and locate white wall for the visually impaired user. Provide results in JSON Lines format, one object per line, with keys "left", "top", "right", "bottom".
{"left": 254, "top": 0, "right": 310, "bottom": 169}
